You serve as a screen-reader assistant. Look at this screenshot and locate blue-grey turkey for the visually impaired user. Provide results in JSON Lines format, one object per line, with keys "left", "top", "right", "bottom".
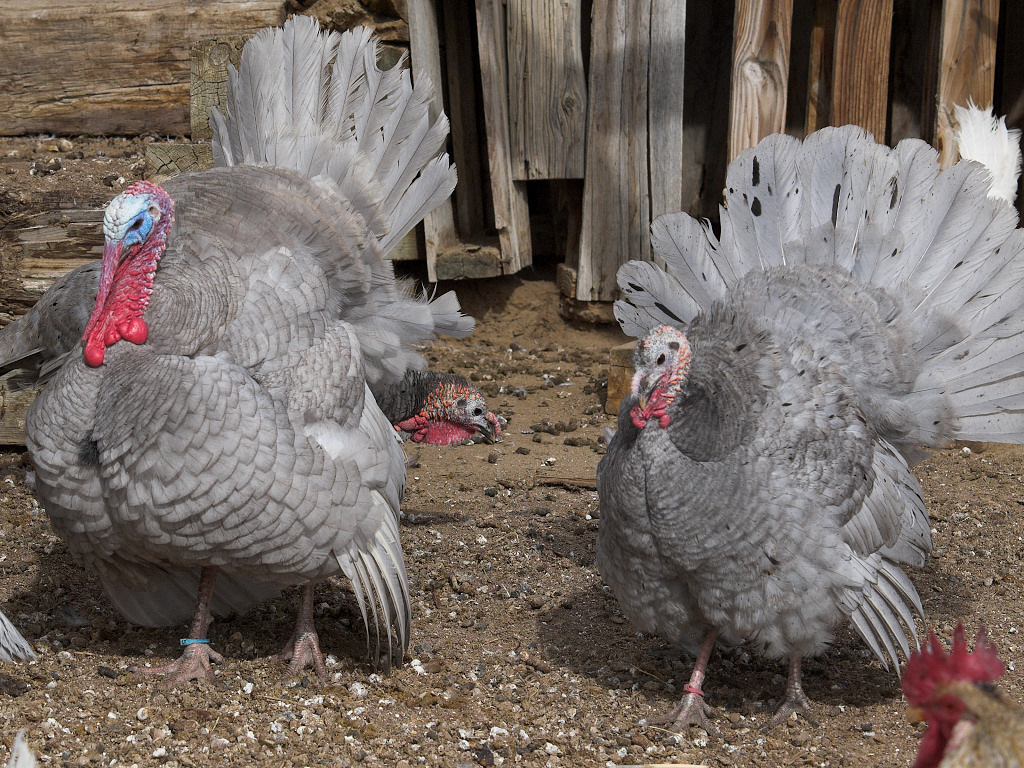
{"left": 0, "top": 19, "right": 500, "bottom": 448}
{"left": 19, "top": 16, "right": 476, "bottom": 686}
{"left": 597, "top": 124, "right": 1024, "bottom": 731}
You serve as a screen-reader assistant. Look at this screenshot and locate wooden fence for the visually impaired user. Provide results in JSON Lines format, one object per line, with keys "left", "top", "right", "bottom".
{"left": 427, "top": 0, "right": 1020, "bottom": 305}
{"left": 1, "top": 1, "right": 1021, "bottom": 303}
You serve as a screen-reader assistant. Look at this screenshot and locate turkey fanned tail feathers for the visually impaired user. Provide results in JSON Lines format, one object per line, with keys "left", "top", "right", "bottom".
{"left": 604, "top": 125, "right": 1024, "bottom": 681}
{"left": 210, "top": 15, "right": 471, "bottom": 390}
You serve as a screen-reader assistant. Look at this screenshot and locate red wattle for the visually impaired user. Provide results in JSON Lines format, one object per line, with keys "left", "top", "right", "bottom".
{"left": 122, "top": 317, "right": 148, "bottom": 344}
{"left": 83, "top": 340, "right": 106, "bottom": 368}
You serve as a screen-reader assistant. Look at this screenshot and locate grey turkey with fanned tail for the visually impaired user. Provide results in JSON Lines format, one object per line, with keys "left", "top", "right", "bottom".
{"left": 22, "top": 17, "right": 474, "bottom": 683}
{"left": 599, "top": 125, "right": 1024, "bottom": 729}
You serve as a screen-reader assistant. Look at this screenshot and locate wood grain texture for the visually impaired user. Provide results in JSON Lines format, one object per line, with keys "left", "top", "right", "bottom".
{"left": 935, "top": 0, "right": 1000, "bottom": 167}
{"left": 190, "top": 37, "right": 249, "bottom": 141}
{"left": 476, "top": 0, "right": 533, "bottom": 274}
{"left": 832, "top": 0, "right": 893, "bottom": 142}
{"left": 145, "top": 142, "right": 215, "bottom": 182}
{"left": 0, "top": 379, "right": 38, "bottom": 447}
{"left": 507, "top": 0, "right": 587, "bottom": 179}
{"left": 728, "top": 0, "right": 794, "bottom": 160}
{"left": 0, "top": 0, "right": 286, "bottom": 137}
{"left": 407, "top": 0, "right": 459, "bottom": 280}
{"left": 574, "top": 0, "right": 651, "bottom": 301}
{"left": 648, "top": 0, "right": 686, "bottom": 230}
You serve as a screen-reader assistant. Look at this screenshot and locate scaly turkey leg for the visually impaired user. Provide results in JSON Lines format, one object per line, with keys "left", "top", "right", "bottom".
{"left": 130, "top": 566, "right": 223, "bottom": 688}
{"left": 650, "top": 630, "right": 718, "bottom": 735}
{"left": 769, "top": 652, "right": 813, "bottom": 726}
{"left": 275, "top": 582, "right": 327, "bottom": 677}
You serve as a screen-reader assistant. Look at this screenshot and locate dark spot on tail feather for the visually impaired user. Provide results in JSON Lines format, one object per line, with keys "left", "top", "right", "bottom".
{"left": 751, "top": 197, "right": 761, "bottom": 216}
{"left": 78, "top": 432, "right": 100, "bottom": 466}
{"left": 752, "top": 156, "right": 760, "bottom": 186}
{"left": 654, "top": 302, "right": 684, "bottom": 324}
{"left": 832, "top": 183, "right": 841, "bottom": 227}
{"left": 889, "top": 180, "right": 898, "bottom": 210}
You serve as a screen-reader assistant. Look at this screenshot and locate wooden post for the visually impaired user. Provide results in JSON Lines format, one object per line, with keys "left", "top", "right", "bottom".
{"left": 935, "top": 0, "right": 1000, "bottom": 167}
{"left": 728, "top": 0, "right": 794, "bottom": 160}
{"left": 507, "top": 0, "right": 588, "bottom": 179}
{"left": 476, "top": 0, "right": 533, "bottom": 274}
{"left": 830, "top": 0, "right": 893, "bottom": 141}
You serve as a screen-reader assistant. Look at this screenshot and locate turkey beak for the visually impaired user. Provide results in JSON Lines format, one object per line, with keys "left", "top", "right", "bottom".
{"left": 905, "top": 706, "right": 926, "bottom": 723}
{"left": 631, "top": 372, "right": 653, "bottom": 410}
{"left": 475, "top": 415, "right": 496, "bottom": 443}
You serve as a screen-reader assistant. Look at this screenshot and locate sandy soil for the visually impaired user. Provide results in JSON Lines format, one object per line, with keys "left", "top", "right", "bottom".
{"left": 0, "top": 135, "right": 1022, "bottom": 768}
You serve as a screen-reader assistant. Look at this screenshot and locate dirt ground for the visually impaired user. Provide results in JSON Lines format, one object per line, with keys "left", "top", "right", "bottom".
{"left": 0, "top": 135, "right": 1023, "bottom": 768}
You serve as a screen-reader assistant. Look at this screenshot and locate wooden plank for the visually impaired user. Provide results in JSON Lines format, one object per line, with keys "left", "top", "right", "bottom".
{"left": 648, "top": 0, "right": 686, "bottom": 231}
{"left": 434, "top": 242, "right": 504, "bottom": 280}
{"left": 441, "top": 0, "right": 486, "bottom": 237}
{"left": 0, "top": 0, "right": 286, "bottom": 137}
{"left": 999, "top": 0, "right": 1024, "bottom": 218}
{"left": 805, "top": 0, "right": 836, "bottom": 134}
{"left": 408, "top": 0, "right": 459, "bottom": 281}
{"left": 475, "top": 0, "right": 533, "bottom": 274}
{"left": 506, "top": 0, "right": 587, "bottom": 179}
{"left": 574, "top": 0, "right": 651, "bottom": 301}
{"left": 935, "top": 0, "right": 1000, "bottom": 167}
{"left": 728, "top": 0, "right": 794, "bottom": 160}
{"left": 831, "top": 0, "right": 893, "bottom": 141}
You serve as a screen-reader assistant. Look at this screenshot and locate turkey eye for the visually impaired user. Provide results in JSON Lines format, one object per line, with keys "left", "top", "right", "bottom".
{"left": 473, "top": 407, "right": 483, "bottom": 416}
{"left": 656, "top": 353, "right": 666, "bottom": 365}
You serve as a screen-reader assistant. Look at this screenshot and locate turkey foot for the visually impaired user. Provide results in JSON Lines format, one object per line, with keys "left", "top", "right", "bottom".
{"left": 275, "top": 583, "right": 328, "bottom": 677}
{"left": 651, "top": 687, "right": 718, "bottom": 735}
{"left": 649, "top": 630, "right": 718, "bottom": 735}
{"left": 130, "top": 642, "right": 224, "bottom": 688}
{"left": 765, "top": 653, "right": 818, "bottom": 729}
{"left": 130, "top": 566, "right": 221, "bottom": 689}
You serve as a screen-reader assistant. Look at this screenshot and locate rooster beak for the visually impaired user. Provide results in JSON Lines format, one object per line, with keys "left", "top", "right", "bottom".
{"left": 905, "top": 706, "right": 926, "bottom": 723}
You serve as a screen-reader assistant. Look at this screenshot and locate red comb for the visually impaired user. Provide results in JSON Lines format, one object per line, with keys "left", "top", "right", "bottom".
{"left": 903, "top": 623, "right": 1005, "bottom": 706}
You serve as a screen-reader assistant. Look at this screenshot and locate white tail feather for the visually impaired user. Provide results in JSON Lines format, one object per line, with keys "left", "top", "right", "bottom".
{"left": 954, "top": 100, "right": 1023, "bottom": 204}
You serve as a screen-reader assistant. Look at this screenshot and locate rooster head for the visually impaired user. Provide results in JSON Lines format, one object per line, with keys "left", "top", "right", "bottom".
{"left": 83, "top": 181, "right": 174, "bottom": 367}
{"left": 903, "top": 623, "right": 1005, "bottom": 768}
{"left": 395, "top": 376, "right": 502, "bottom": 446}
{"left": 630, "top": 325, "right": 692, "bottom": 429}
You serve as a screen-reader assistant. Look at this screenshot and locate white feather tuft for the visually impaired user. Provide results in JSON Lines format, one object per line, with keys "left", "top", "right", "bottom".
{"left": 954, "top": 100, "right": 1023, "bottom": 205}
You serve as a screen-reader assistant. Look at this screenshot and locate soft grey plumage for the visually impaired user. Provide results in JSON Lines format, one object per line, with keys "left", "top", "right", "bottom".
{"left": 0, "top": 609, "right": 34, "bottom": 665}
{"left": 599, "top": 125, "right": 1024, "bottom": 729}
{"left": 21, "top": 17, "right": 471, "bottom": 684}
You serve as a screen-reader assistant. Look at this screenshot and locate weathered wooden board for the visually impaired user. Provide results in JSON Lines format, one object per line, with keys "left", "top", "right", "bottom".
{"left": 728, "top": 0, "right": 793, "bottom": 160}
{"left": 507, "top": 0, "right": 587, "bottom": 180}
{"left": 16, "top": 209, "right": 105, "bottom": 295}
{"left": 145, "top": 142, "right": 215, "bottom": 182}
{"left": 935, "top": 0, "right": 1000, "bottom": 167}
{"left": 648, "top": 0, "right": 687, "bottom": 229}
{"left": 476, "top": 0, "right": 533, "bottom": 274}
{"left": 606, "top": 340, "right": 636, "bottom": 414}
{"left": 0, "top": 0, "right": 286, "bottom": 137}
{"left": 831, "top": 0, "right": 893, "bottom": 142}
{"left": 805, "top": 0, "right": 836, "bottom": 134}
{"left": 573, "top": 0, "right": 651, "bottom": 301}
{"left": 0, "top": 380, "right": 38, "bottom": 447}
{"left": 190, "top": 38, "right": 250, "bottom": 141}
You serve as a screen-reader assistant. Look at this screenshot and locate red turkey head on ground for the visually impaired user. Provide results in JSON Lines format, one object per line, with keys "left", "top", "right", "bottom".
{"left": 83, "top": 181, "right": 174, "bottom": 367}
{"left": 392, "top": 373, "right": 502, "bottom": 446}
{"left": 902, "top": 623, "right": 1006, "bottom": 768}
